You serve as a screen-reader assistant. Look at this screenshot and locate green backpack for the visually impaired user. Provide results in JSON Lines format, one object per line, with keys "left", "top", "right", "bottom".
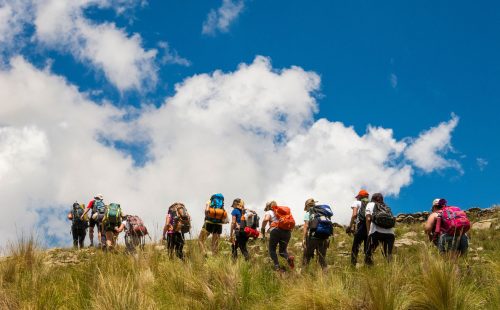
{"left": 103, "top": 203, "right": 122, "bottom": 225}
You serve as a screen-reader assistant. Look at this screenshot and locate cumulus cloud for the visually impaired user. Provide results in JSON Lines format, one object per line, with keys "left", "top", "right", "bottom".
{"left": 158, "top": 41, "right": 191, "bottom": 67}
{"left": 202, "top": 0, "right": 245, "bottom": 35}
{"left": 0, "top": 0, "right": 31, "bottom": 51}
{"left": 404, "top": 114, "right": 461, "bottom": 173}
{"left": 0, "top": 55, "right": 461, "bottom": 248}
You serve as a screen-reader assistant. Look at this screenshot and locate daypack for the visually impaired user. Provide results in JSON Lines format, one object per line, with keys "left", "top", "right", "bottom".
{"left": 271, "top": 206, "right": 295, "bottom": 231}
{"left": 93, "top": 200, "right": 106, "bottom": 214}
{"left": 127, "top": 215, "right": 148, "bottom": 237}
{"left": 372, "top": 203, "right": 396, "bottom": 229}
{"left": 174, "top": 203, "right": 191, "bottom": 234}
{"left": 241, "top": 210, "right": 260, "bottom": 229}
{"left": 308, "top": 204, "right": 334, "bottom": 239}
{"left": 72, "top": 203, "right": 87, "bottom": 227}
{"left": 436, "top": 206, "right": 470, "bottom": 236}
{"left": 356, "top": 199, "right": 369, "bottom": 224}
{"left": 206, "top": 194, "right": 227, "bottom": 223}
{"left": 103, "top": 203, "right": 122, "bottom": 225}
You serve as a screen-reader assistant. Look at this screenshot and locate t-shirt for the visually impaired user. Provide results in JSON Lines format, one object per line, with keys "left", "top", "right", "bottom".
{"left": 365, "top": 202, "right": 395, "bottom": 235}
{"left": 231, "top": 208, "right": 243, "bottom": 224}
{"left": 303, "top": 211, "right": 311, "bottom": 222}
{"left": 121, "top": 219, "right": 131, "bottom": 233}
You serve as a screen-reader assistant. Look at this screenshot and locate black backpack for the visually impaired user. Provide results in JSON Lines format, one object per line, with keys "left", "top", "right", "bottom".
{"left": 357, "top": 200, "right": 369, "bottom": 224}
{"left": 372, "top": 203, "right": 396, "bottom": 229}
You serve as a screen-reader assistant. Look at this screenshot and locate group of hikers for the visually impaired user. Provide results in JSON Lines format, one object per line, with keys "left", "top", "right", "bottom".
{"left": 67, "top": 190, "right": 470, "bottom": 270}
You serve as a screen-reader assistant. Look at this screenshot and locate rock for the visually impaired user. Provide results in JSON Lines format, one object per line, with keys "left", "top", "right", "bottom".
{"left": 472, "top": 221, "right": 492, "bottom": 230}
{"left": 402, "top": 231, "right": 417, "bottom": 238}
{"left": 468, "top": 207, "right": 481, "bottom": 213}
{"left": 394, "top": 238, "right": 420, "bottom": 247}
{"left": 476, "top": 247, "right": 484, "bottom": 251}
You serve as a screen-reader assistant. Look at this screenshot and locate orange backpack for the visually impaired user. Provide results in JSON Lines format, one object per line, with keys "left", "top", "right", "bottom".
{"left": 271, "top": 206, "right": 295, "bottom": 230}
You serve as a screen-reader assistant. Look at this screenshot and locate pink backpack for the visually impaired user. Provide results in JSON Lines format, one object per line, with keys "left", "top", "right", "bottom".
{"left": 127, "top": 215, "right": 148, "bottom": 237}
{"left": 435, "top": 206, "right": 470, "bottom": 236}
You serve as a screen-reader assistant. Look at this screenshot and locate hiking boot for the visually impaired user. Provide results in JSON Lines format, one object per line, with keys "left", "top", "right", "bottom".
{"left": 287, "top": 256, "right": 295, "bottom": 269}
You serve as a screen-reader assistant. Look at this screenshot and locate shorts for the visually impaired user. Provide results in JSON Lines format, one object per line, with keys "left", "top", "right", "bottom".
{"left": 103, "top": 223, "right": 119, "bottom": 232}
{"left": 88, "top": 219, "right": 98, "bottom": 228}
{"left": 203, "top": 222, "right": 222, "bottom": 235}
{"left": 438, "top": 233, "right": 468, "bottom": 255}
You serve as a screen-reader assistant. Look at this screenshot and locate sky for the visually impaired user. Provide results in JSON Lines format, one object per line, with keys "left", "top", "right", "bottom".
{"left": 0, "top": 0, "right": 498, "bottom": 248}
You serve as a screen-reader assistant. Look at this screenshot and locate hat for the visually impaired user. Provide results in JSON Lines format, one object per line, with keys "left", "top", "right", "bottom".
{"left": 356, "top": 189, "right": 369, "bottom": 199}
{"left": 438, "top": 198, "right": 447, "bottom": 206}
{"left": 432, "top": 198, "right": 441, "bottom": 206}
{"left": 94, "top": 194, "right": 103, "bottom": 200}
{"left": 304, "top": 198, "right": 317, "bottom": 210}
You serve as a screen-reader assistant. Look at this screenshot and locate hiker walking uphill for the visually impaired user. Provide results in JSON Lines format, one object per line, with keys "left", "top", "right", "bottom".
{"left": 163, "top": 202, "right": 191, "bottom": 260}
{"left": 229, "top": 198, "right": 254, "bottom": 261}
{"left": 347, "top": 190, "right": 370, "bottom": 266}
{"left": 261, "top": 201, "right": 295, "bottom": 271}
{"left": 302, "top": 198, "right": 333, "bottom": 269}
{"left": 116, "top": 214, "right": 149, "bottom": 254}
{"left": 424, "top": 198, "right": 470, "bottom": 257}
{"left": 67, "top": 202, "right": 88, "bottom": 249}
{"left": 199, "top": 193, "right": 227, "bottom": 255}
{"left": 81, "top": 194, "right": 105, "bottom": 247}
{"left": 365, "top": 193, "right": 396, "bottom": 265}
{"left": 101, "top": 203, "right": 123, "bottom": 251}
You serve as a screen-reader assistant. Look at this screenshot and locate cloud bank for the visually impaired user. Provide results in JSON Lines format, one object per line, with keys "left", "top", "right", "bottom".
{"left": 0, "top": 55, "right": 461, "bottom": 248}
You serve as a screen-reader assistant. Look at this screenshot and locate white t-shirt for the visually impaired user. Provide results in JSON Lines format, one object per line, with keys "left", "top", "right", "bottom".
{"left": 365, "top": 202, "right": 395, "bottom": 235}
{"left": 351, "top": 200, "right": 361, "bottom": 210}
{"left": 121, "top": 220, "right": 131, "bottom": 233}
{"left": 265, "top": 210, "right": 277, "bottom": 231}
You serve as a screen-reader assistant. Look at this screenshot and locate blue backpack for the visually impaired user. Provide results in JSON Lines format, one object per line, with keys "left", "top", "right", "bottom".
{"left": 309, "top": 204, "right": 334, "bottom": 239}
{"left": 93, "top": 200, "right": 106, "bottom": 214}
{"left": 210, "top": 193, "right": 224, "bottom": 209}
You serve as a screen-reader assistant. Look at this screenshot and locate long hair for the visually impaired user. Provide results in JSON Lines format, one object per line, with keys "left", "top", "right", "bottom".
{"left": 371, "top": 193, "right": 384, "bottom": 204}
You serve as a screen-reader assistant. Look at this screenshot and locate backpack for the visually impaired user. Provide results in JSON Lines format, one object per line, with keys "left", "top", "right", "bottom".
{"left": 72, "top": 203, "right": 87, "bottom": 227}
{"left": 241, "top": 210, "right": 260, "bottom": 230}
{"left": 356, "top": 199, "right": 369, "bottom": 224}
{"left": 372, "top": 203, "right": 395, "bottom": 229}
{"left": 127, "top": 215, "right": 148, "bottom": 237}
{"left": 436, "top": 206, "right": 470, "bottom": 236}
{"left": 308, "top": 204, "right": 334, "bottom": 239}
{"left": 206, "top": 194, "right": 227, "bottom": 223}
{"left": 174, "top": 204, "right": 191, "bottom": 234}
{"left": 93, "top": 200, "right": 106, "bottom": 214}
{"left": 103, "top": 203, "right": 122, "bottom": 225}
{"left": 271, "top": 206, "right": 295, "bottom": 231}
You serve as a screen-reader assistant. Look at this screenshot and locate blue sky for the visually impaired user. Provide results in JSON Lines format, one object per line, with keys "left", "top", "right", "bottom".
{"left": 0, "top": 0, "right": 498, "bottom": 246}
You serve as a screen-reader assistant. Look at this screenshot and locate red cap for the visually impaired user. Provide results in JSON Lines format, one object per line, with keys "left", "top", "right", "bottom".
{"left": 356, "top": 189, "right": 369, "bottom": 198}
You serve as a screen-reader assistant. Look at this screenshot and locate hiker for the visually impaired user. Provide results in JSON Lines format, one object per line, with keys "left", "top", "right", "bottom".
{"left": 163, "top": 202, "right": 191, "bottom": 260}
{"left": 116, "top": 214, "right": 148, "bottom": 254}
{"left": 230, "top": 198, "right": 250, "bottom": 261}
{"left": 198, "top": 194, "right": 227, "bottom": 255}
{"left": 261, "top": 201, "right": 295, "bottom": 271}
{"left": 424, "top": 198, "right": 469, "bottom": 257}
{"left": 347, "top": 189, "right": 370, "bottom": 266}
{"left": 101, "top": 203, "right": 123, "bottom": 251}
{"left": 365, "top": 193, "right": 395, "bottom": 265}
{"left": 302, "top": 198, "right": 333, "bottom": 269}
{"left": 81, "top": 194, "right": 105, "bottom": 247}
{"left": 67, "top": 202, "right": 88, "bottom": 249}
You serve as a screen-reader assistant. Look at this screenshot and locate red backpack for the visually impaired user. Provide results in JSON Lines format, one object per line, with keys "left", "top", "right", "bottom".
{"left": 435, "top": 206, "right": 470, "bottom": 236}
{"left": 271, "top": 206, "right": 295, "bottom": 230}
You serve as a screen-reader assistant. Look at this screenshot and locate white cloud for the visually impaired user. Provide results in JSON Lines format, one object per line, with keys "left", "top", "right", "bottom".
{"left": 390, "top": 73, "right": 398, "bottom": 88}
{"left": 202, "top": 0, "right": 245, "bottom": 35}
{"left": 0, "top": 0, "right": 31, "bottom": 51}
{"left": 158, "top": 41, "right": 191, "bottom": 67}
{"left": 404, "top": 114, "right": 461, "bottom": 173}
{"left": 476, "top": 158, "right": 488, "bottom": 171}
{"left": 0, "top": 55, "right": 461, "bottom": 248}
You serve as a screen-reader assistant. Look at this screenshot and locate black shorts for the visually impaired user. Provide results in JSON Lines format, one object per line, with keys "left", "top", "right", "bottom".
{"left": 89, "top": 219, "right": 98, "bottom": 228}
{"left": 203, "top": 222, "right": 222, "bottom": 235}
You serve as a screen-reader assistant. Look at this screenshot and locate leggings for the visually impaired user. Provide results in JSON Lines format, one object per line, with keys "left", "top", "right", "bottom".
{"left": 268, "top": 228, "right": 291, "bottom": 268}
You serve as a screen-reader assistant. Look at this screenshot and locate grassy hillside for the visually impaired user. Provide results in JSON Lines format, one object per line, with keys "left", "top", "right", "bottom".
{"left": 1, "top": 209, "right": 499, "bottom": 310}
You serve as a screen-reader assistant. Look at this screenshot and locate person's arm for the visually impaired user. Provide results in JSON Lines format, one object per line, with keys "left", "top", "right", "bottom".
{"left": 261, "top": 214, "right": 270, "bottom": 238}
{"left": 302, "top": 220, "right": 309, "bottom": 248}
{"left": 366, "top": 214, "right": 372, "bottom": 234}
{"left": 162, "top": 215, "right": 170, "bottom": 240}
{"left": 81, "top": 201, "right": 93, "bottom": 218}
{"left": 115, "top": 222, "right": 126, "bottom": 233}
{"left": 67, "top": 212, "right": 73, "bottom": 220}
{"left": 424, "top": 213, "right": 436, "bottom": 236}
{"left": 230, "top": 215, "right": 237, "bottom": 243}
{"left": 347, "top": 206, "right": 358, "bottom": 233}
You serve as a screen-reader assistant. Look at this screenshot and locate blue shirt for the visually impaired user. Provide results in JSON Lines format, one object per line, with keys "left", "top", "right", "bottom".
{"left": 231, "top": 208, "right": 243, "bottom": 224}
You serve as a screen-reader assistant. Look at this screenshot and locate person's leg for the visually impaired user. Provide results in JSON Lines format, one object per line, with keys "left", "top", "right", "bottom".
{"left": 89, "top": 223, "right": 94, "bottom": 246}
{"left": 78, "top": 228, "right": 86, "bottom": 249}
{"left": 105, "top": 230, "right": 114, "bottom": 250}
{"left": 278, "top": 230, "right": 291, "bottom": 259}
{"left": 176, "top": 233, "right": 185, "bottom": 260}
{"left": 351, "top": 227, "right": 364, "bottom": 266}
{"left": 268, "top": 229, "right": 280, "bottom": 269}
{"left": 212, "top": 233, "right": 220, "bottom": 254}
{"left": 238, "top": 233, "right": 250, "bottom": 261}
{"left": 317, "top": 239, "right": 328, "bottom": 269}
{"left": 458, "top": 234, "right": 469, "bottom": 256}
{"left": 198, "top": 225, "right": 210, "bottom": 255}
{"left": 72, "top": 226, "right": 78, "bottom": 248}
{"left": 232, "top": 234, "right": 239, "bottom": 260}
{"left": 167, "top": 233, "right": 175, "bottom": 258}
{"left": 365, "top": 233, "right": 379, "bottom": 265}
{"left": 304, "top": 236, "right": 315, "bottom": 266}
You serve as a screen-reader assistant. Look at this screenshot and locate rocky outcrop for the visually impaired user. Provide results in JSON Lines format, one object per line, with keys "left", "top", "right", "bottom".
{"left": 396, "top": 206, "right": 499, "bottom": 224}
